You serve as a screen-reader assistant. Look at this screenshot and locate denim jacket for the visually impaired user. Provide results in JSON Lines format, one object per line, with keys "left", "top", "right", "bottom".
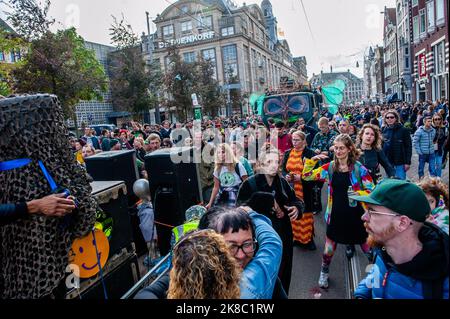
{"left": 240, "top": 211, "right": 283, "bottom": 299}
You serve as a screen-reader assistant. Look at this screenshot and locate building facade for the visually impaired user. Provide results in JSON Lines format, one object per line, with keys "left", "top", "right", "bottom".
{"left": 144, "top": 0, "right": 301, "bottom": 117}
{"left": 310, "top": 70, "right": 364, "bottom": 105}
{"left": 293, "top": 56, "right": 308, "bottom": 84}
{"left": 396, "top": 0, "right": 413, "bottom": 102}
{"left": 73, "top": 41, "right": 116, "bottom": 127}
{"left": 411, "top": 0, "right": 448, "bottom": 101}
{"left": 384, "top": 7, "right": 400, "bottom": 99}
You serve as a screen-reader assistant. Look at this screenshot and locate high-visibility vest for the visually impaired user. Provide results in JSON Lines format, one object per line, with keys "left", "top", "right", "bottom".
{"left": 172, "top": 221, "right": 200, "bottom": 244}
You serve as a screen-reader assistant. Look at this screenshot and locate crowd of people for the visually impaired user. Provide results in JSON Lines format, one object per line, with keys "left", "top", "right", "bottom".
{"left": 2, "top": 98, "right": 449, "bottom": 300}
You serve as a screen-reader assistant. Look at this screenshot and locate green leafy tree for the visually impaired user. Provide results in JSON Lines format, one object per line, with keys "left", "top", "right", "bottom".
{"left": 163, "top": 47, "right": 199, "bottom": 122}
{"left": 195, "top": 57, "right": 225, "bottom": 118}
{"left": 225, "top": 66, "right": 243, "bottom": 116}
{"left": 6, "top": 0, "right": 55, "bottom": 41}
{"left": 11, "top": 28, "right": 107, "bottom": 120}
{"left": 108, "top": 15, "right": 162, "bottom": 121}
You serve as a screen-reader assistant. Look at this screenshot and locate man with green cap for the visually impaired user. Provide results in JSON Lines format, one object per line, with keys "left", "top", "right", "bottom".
{"left": 350, "top": 179, "right": 449, "bottom": 299}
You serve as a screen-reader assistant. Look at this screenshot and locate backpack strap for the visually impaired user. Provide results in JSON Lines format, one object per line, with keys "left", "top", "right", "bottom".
{"left": 234, "top": 163, "right": 242, "bottom": 181}
{"left": 243, "top": 175, "right": 258, "bottom": 196}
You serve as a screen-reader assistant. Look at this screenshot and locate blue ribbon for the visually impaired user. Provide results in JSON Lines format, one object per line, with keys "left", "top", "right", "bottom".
{"left": 0, "top": 159, "right": 32, "bottom": 172}
{"left": 38, "top": 161, "right": 58, "bottom": 192}
{"left": 0, "top": 158, "right": 59, "bottom": 192}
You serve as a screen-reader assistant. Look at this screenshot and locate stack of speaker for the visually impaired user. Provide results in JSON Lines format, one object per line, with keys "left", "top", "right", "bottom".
{"left": 145, "top": 147, "right": 203, "bottom": 256}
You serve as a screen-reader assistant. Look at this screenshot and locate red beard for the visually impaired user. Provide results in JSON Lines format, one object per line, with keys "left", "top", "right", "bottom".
{"left": 365, "top": 222, "right": 397, "bottom": 248}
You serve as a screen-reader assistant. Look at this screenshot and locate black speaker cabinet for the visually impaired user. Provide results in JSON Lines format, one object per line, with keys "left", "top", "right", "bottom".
{"left": 145, "top": 147, "right": 202, "bottom": 255}
{"left": 66, "top": 251, "right": 140, "bottom": 299}
{"left": 91, "top": 181, "right": 133, "bottom": 257}
{"left": 85, "top": 150, "right": 139, "bottom": 206}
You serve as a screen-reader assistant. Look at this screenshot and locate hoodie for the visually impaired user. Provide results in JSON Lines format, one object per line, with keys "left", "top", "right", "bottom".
{"left": 355, "top": 223, "right": 449, "bottom": 299}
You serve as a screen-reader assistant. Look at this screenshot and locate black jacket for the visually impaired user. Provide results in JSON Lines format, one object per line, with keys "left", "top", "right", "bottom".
{"left": 0, "top": 203, "right": 28, "bottom": 226}
{"left": 382, "top": 123, "right": 412, "bottom": 165}
{"left": 281, "top": 147, "right": 321, "bottom": 212}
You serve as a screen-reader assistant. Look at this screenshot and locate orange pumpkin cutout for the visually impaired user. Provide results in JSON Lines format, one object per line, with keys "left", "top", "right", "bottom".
{"left": 69, "top": 229, "right": 110, "bottom": 279}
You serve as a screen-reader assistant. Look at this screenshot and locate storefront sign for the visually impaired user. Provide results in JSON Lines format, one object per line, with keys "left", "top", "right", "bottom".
{"left": 418, "top": 53, "right": 427, "bottom": 78}
{"left": 158, "top": 31, "right": 215, "bottom": 49}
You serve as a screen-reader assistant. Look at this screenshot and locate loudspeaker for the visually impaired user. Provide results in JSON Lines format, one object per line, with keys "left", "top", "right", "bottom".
{"left": 91, "top": 181, "right": 133, "bottom": 257}
{"left": 85, "top": 150, "right": 139, "bottom": 206}
{"left": 145, "top": 147, "right": 202, "bottom": 255}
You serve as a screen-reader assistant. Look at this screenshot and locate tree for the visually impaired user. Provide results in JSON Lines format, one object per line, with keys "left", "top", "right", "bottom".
{"left": 11, "top": 28, "right": 107, "bottom": 119}
{"left": 6, "top": 0, "right": 55, "bottom": 41}
{"left": 0, "top": 29, "right": 27, "bottom": 96}
{"left": 163, "top": 47, "right": 199, "bottom": 122}
{"left": 195, "top": 57, "right": 225, "bottom": 118}
{"left": 226, "top": 66, "right": 243, "bottom": 116}
{"left": 108, "top": 15, "right": 162, "bottom": 121}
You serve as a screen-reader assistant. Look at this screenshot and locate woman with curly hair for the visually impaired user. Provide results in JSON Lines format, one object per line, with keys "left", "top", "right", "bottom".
{"left": 356, "top": 124, "right": 395, "bottom": 184}
{"left": 302, "top": 134, "right": 375, "bottom": 289}
{"left": 168, "top": 229, "right": 241, "bottom": 299}
{"left": 418, "top": 177, "right": 449, "bottom": 235}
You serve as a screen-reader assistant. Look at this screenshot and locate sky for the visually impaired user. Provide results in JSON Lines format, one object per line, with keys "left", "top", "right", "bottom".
{"left": 1, "top": 0, "right": 396, "bottom": 78}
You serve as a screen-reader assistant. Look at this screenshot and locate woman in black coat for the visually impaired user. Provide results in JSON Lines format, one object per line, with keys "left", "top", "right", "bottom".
{"left": 357, "top": 124, "right": 395, "bottom": 184}
{"left": 237, "top": 145, "right": 304, "bottom": 294}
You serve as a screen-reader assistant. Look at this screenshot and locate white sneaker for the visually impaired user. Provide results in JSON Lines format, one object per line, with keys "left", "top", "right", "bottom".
{"left": 318, "top": 271, "right": 329, "bottom": 289}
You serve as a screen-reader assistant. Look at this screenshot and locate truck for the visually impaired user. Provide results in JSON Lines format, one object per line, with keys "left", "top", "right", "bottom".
{"left": 254, "top": 81, "right": 323, "bottom": 127}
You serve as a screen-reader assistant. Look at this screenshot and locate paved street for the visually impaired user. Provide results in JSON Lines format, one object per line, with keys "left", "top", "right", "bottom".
{"left": 289, "top": 149, "right": 448, "bottom": 299}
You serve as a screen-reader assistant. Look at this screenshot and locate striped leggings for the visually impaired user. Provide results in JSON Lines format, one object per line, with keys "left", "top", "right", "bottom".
{"left": 321, "top": 236, "right": 370, "bottom": 273}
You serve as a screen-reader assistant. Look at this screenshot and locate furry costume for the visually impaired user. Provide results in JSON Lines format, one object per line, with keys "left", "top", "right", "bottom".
{"left": 0, "top": 94, "right": 96, "bottom": 299}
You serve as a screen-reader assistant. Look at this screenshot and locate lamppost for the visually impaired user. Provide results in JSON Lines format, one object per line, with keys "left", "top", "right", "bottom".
{"left": 146, "top": 11, "right": 161, "bottom": 124}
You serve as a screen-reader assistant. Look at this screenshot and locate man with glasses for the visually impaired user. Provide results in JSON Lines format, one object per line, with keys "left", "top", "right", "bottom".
{"left": 350, "top": 179, "right": 449, "bottom": 299}
{"left": 382, "top": 111, "right": 412, "bottom": 180}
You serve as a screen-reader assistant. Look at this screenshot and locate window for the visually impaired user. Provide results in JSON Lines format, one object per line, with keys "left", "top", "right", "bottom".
{"left": 435, "top": 41, "right": 445, "bottom": 75}
{"left": 413, "top": 15, "right": 419, "bottom": 42}
{"left": 405, "top": 56, "right": 409, "bottom": 69}
{"left": 412, "top": 0, "right": 418, "bottom": 7}
{"left": 183, "top": 52, "right": 196, "bottom": 63}
{"left": 201, "top": 16, "right": 213, "bottom": 30}
{"left": 221, "top": 26, "right": 235, "bottom": 37}
{"left": 162, "top": 25, "right": 174, "bottom": 38}
{"left": 202, "top": 48, "right": 217, "bottom": 79}
{"left": 222, "top": 45, "right": 238, "bottom": 79}
{"left": 436, "top": 0, "right": 445, "bottom": 24}
{"left": 426, "top": 1, "right": 435, "bottom": 31}
{"left": 181, "top": 21, "right": 193, "bottom": 34}
{"left": 419, "top": 9, "right": 426, "bottom": 35}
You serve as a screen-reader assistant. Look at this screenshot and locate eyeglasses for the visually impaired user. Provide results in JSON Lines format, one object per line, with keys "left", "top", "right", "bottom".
{"left": 227, "top": 240, "right": 257, "bottom": 256}
{"left": 385, "top": 116, "right": 396, "bottom": 120}
{"left": 365, "top": 208, "right": 400, "bottom": 218}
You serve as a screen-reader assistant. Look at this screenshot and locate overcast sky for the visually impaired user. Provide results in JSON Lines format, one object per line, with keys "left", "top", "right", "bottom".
{"left": 1, "top": 0, "right": 396, "bottom": 78}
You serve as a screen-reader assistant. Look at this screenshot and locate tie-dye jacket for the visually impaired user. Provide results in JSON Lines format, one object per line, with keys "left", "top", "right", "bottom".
{"left": 302, "top": 159, "right": 375, "bottom": 225}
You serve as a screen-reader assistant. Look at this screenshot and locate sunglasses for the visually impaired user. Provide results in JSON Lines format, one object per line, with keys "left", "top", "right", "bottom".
{"left": 386, "top": 116, "right": 396, "bottom": 119}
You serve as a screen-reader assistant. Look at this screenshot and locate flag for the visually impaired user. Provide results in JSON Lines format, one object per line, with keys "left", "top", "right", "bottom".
{"left": 277, "top": 27, "right": 285, "bottom": 37}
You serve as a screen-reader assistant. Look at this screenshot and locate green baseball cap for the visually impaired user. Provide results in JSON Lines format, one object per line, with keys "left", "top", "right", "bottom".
{"left": 349, "top": 179, "right": 431, "bottom": 222}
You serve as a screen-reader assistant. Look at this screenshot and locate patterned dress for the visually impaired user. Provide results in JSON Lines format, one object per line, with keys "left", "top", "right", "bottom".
{"left": 286, "top": 149, "right": 314, "bottom": 244}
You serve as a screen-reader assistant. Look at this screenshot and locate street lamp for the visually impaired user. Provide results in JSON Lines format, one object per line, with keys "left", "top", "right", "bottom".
{"left": 146, "top": 11, "right": 161, "bottom": 124}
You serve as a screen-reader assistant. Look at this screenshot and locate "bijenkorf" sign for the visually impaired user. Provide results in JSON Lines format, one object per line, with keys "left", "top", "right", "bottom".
{"left": 159, "top": 31, "right": 215, "bottom": 49}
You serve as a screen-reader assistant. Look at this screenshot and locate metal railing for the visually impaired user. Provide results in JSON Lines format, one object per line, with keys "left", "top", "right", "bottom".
{"left": 121, "top": 253, "right": 171, "bottom": 299}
